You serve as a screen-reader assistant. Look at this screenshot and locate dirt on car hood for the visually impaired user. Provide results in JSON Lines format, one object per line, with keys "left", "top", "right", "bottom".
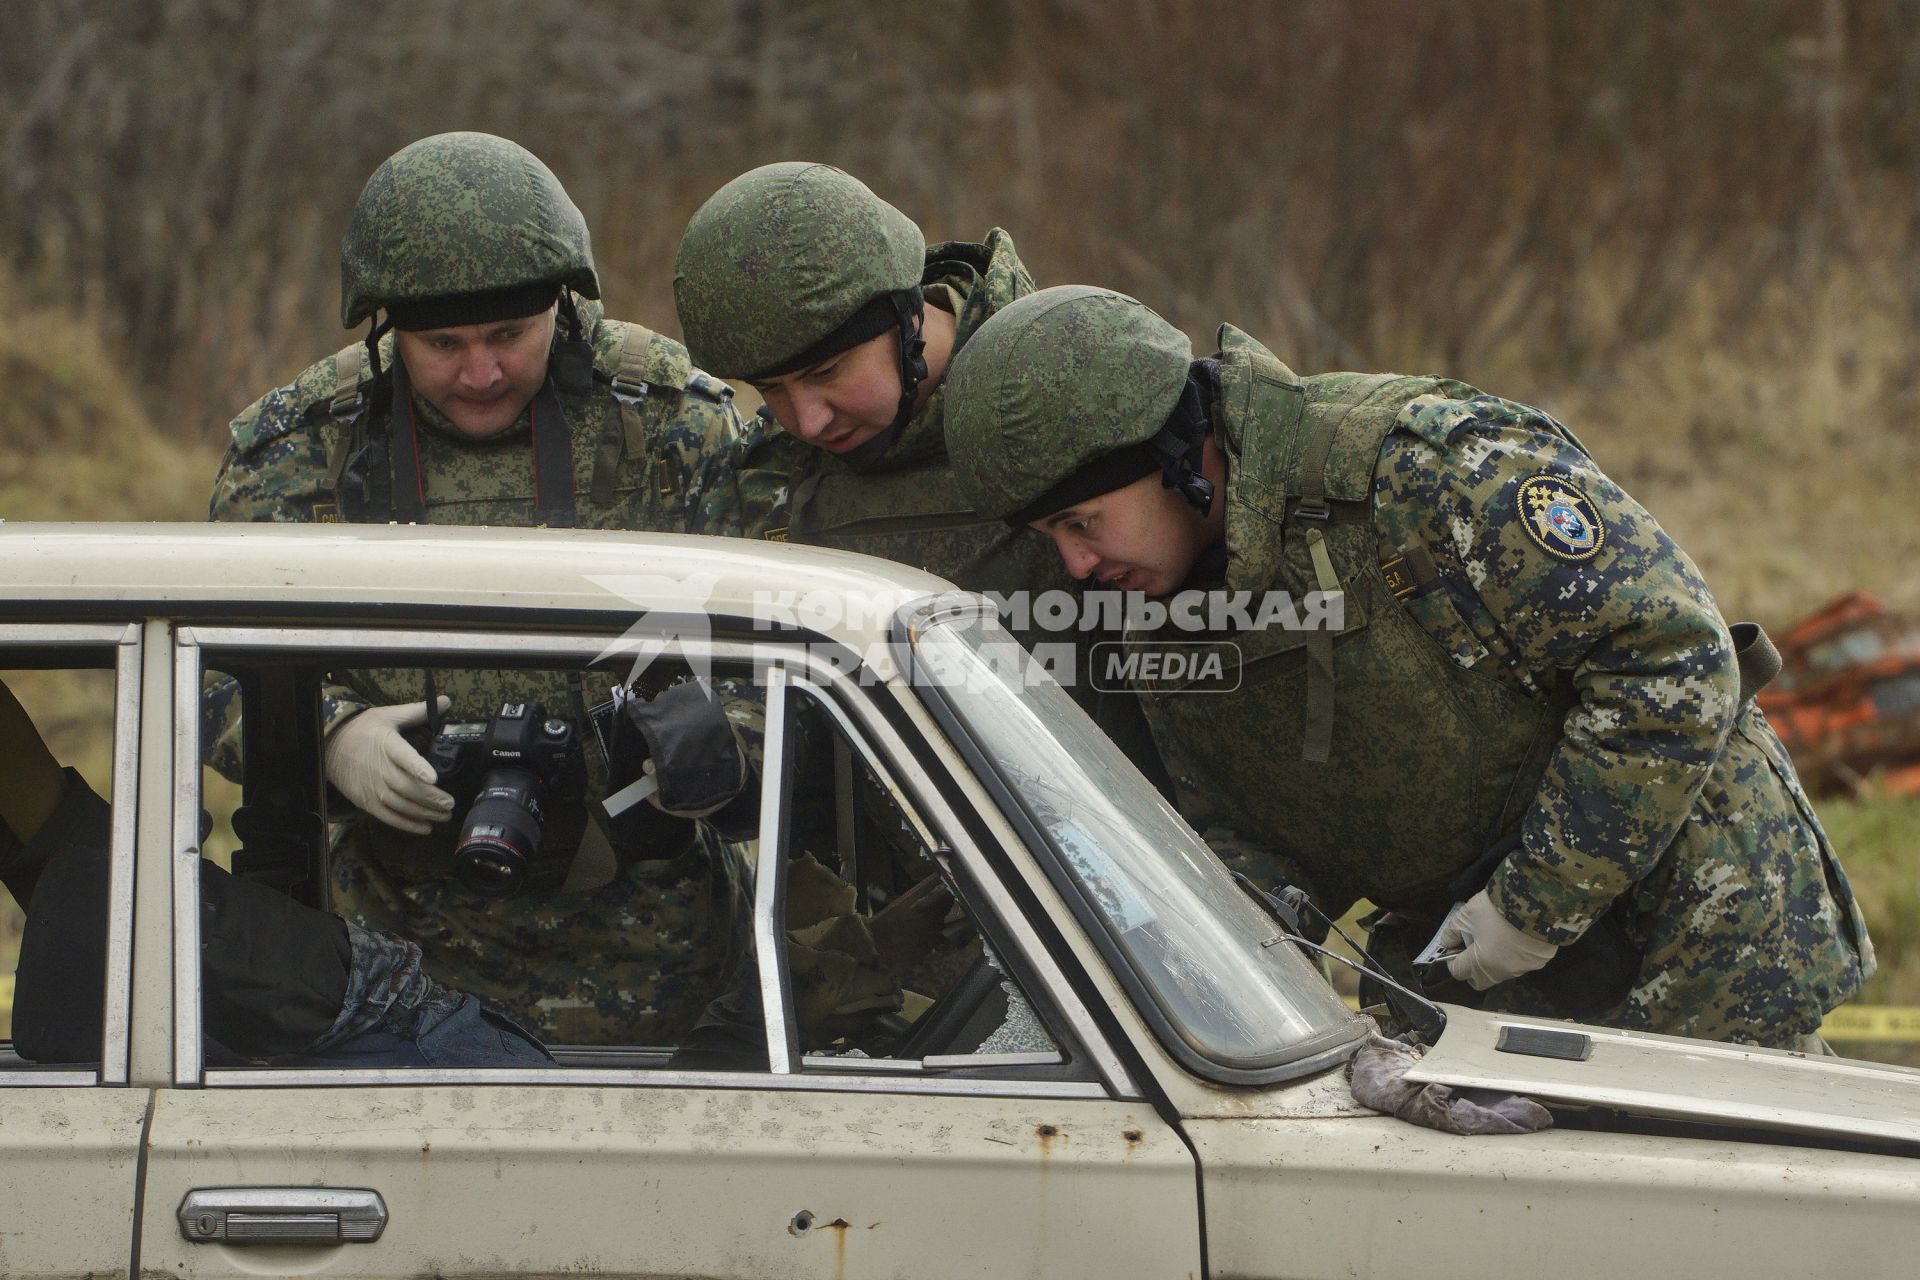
{"left": 1406, "top": 1007, "right": 1920, "bottom": 1148}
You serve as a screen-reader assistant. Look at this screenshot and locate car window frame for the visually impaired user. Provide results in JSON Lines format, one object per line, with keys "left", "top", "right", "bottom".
{"left": 0, "top": 621, "right": 143, "bottom": 1088}
{"left": 754, "top": 664, "right": 1097, "bottom": 1082}
{"left": 896, "top": 595, "right": 1370, "bottom": 1087}
{"left": 175, "top": 622, "right": 1131, "bottom": 1101}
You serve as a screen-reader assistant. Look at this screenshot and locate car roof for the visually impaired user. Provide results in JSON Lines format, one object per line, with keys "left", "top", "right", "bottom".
{"left": 0, "top": 522, "right": 960, "bottom": 653}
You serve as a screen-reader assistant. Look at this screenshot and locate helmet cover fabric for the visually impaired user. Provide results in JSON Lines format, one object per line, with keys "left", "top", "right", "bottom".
{"left": 944, "top": 285, "right": 1192, "bottom": 520}
{"left": 673, "top": 162, "right": 925, "bottom": 378}
{"left": 341, "top": 131, "right": 599, "bottom": 328}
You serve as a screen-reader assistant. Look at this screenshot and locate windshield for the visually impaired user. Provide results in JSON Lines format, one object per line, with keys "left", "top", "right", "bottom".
{"left": 905, "top": 601, "right": 1365, "bottom": 1082}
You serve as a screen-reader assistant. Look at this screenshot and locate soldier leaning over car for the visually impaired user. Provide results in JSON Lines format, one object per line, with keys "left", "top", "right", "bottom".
{"left": 940, "top": 284, "right": 1874, "bottom": 1050}
{"left": 673, "top": 162, "right": 1170, "bottom": 796}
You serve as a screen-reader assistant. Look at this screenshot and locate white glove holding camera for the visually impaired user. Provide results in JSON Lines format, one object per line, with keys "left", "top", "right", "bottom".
{"left": 324, "top": 697, "right": 454, "bottom": 835}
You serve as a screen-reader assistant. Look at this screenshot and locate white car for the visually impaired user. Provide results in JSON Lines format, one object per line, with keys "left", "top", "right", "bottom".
{"left": 0, "top": 522, "right": 1915, "bottom": 1280}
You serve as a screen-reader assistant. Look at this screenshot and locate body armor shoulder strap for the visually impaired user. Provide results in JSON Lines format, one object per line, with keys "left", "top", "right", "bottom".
{"left": 325, "top": 341, "right": 370, "bottom": 495}
{"left": 1290, "top": 373, "right": 1430, "bottom": 521}
{"left": 329, "top": 340, "right": 367, "bottom": 425}
{"left": 1287, "top": 372, "right": 1426, "bottom": 766}
{"left": 592, "top": 320, "right": 733, "bottom": 505}
{"left": 603, "top": 321, "right": 729, "bottom": 444}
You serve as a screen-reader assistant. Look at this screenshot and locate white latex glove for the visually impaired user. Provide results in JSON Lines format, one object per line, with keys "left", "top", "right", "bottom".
{"left": 1440, "top": 889, "right": 1560, "bottom": 991}
{"left": 323, "top": 698, "right": 454, "bottom": 835}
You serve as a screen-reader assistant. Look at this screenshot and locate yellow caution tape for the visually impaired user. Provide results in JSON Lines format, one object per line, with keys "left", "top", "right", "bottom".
{"left": 1820, "top": 1005, "right": 1920, "bottom": 1043}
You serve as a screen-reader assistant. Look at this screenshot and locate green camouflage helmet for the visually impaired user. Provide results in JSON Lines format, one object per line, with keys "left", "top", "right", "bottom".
{"left": 672, "top": 162, "right": 925, "bottom": 378}
{"left": 340, "top": 132, "right": 600, "bottom": 328}
{"left": 945, "top": 286, "right": 1192, "bottom": 521}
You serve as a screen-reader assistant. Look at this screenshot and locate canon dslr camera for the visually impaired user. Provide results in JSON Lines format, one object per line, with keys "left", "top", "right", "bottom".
{"left": 426, "top": 701, "right": 586, "bottom": 899}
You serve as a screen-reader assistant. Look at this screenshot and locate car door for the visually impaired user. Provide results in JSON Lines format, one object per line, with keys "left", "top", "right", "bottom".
{"left": 0, "top": 623, "right": 150, "bottom": 1279}
{"left": 136, "top": 620, "right": 1200, "bottom": 1279}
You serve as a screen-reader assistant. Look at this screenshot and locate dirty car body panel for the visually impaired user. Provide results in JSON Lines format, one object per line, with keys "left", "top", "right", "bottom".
{"left": 0, "top": 523, "right": 1915, "bottom": 1279}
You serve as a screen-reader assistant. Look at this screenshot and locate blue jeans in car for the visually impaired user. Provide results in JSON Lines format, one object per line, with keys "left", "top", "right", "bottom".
{"left": 294, "top": 922, "right": 553, "bottom": 1068}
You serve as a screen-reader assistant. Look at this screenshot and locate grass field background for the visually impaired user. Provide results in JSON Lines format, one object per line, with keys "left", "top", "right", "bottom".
{"left": 1, "top": 0, "right": 1915, "bottom": 1060}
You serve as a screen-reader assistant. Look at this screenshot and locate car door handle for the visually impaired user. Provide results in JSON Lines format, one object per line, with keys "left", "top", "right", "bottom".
{"left": 177, "top": 1188, "right": 388, "bottom": 1244}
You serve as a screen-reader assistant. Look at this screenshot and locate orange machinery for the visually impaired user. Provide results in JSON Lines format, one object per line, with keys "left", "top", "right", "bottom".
{"left": 1758, "top": 591, "right": 1920, "bottom": 796}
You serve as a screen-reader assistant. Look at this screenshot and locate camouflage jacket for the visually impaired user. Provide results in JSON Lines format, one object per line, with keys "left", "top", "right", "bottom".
{"left": 1128, "top": 325, "right": 1869, "bottom": 1043}
{"left": 206, "top": 301, "right": 744, "bottom": 746}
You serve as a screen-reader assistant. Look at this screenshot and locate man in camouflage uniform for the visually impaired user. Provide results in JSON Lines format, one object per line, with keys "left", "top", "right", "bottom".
{"left": 942, "top": 285, "right": 1874, "bottom": 1049}
{"left": 672, "top": 163, "right": 1167, "bottom": 789}
{"left": 207, "top": 133, "right": 752, "bottom": 1046}
{"left": 672, "top": 162, "right": 1048, "bottom": 566}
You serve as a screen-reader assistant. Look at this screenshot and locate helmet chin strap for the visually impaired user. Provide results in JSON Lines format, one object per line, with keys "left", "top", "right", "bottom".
{"left": 1147, "top": 360, "right": 1218, "bottom": 513}
{"left": 1165, "top": 461, "right": 1215, "bottom": 513}
{"left": 548, "top": 289, "right": 594, "bottom": 396}
{"left": 841, "top": 288, "right": 928, "bottom": 471}
{"left": 363, "top": 314, "right": 394, "bottom": 379}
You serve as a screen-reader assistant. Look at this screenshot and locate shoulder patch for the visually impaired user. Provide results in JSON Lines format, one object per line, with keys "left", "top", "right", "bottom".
{"left": 1515, "top": 473, "right": 1607, "bottom": 562}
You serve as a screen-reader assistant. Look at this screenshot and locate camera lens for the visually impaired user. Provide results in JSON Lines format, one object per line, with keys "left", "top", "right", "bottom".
{"left": 450, "top": 768, "right": 545, "bottom": 899}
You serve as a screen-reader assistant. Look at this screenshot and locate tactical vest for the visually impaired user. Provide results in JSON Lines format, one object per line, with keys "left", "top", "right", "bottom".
{"left": 315, "top": 319, "right": 729, "bottom": 531}
{"left": 1129, "top": 327, "right": 1573, "bottom": 918}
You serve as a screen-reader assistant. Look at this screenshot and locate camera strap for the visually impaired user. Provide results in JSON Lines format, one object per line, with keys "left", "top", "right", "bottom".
{"left": 372, "top": 357, "right": 577, "bottom": 527}
{"left": 527, "top": 376, "right": 578, "bottom": 528}
{"left": 386, "top": 359, "right": 429, "bottom": 524}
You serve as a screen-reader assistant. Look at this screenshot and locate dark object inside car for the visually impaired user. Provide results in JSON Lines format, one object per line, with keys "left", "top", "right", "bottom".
{"left": 426, "top": 700, "right": 587, "bottom": 899}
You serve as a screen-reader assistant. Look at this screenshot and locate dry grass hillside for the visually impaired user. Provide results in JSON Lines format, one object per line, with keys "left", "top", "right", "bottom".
{"left": 0, "top": 266, "right": 220, "bottom": 521}
{"left": 1, "top": 0, "right": 1915, "bottom": 1056}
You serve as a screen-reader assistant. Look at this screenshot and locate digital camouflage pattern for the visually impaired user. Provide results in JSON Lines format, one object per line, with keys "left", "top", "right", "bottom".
{"left": 693, "top": 231, "right": 1072, "bottom": 637}
{"left": 211, "top": 298, "right": 733, "bottom": 539}
{"left": 340, "top": 132, "right": 599, "bottom": 327}
{"left": 205, "top": 299, "right": 762, "bottom": 1044}
{"left": 1364, "top": 377, "right": 1870, "bottom": 1041}
{"left": 329, "top": 822, "right": 748, "bottom": 1046}
{"left": 673, "top": 162, "right": 925, "bottom": 379}
{"left": 943, "top": 286, "right": 1192, "bottom": 522}
{"left": 946, "top": 309, "right": 1871, "bottom": 1048}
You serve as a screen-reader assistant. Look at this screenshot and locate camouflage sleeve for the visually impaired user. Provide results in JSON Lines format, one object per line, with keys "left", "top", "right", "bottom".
{"left": 199, "top": 671, "right": 370, "bottom": 783}
{"left": 207, "top": 359, "right": 373, "bottom": 750}
{"left": 638, "top": 384, "right": 748, "bottom": 531}
{"left": 1378, "top": 395, "right": 1741, "bottom": 946}
{"left": 207, "top": 362, "right": 339, "bottom": 524}
{"left": 320, "top": 681, "right": 373, "bottom": 736}
{"left": 200, "top": 671, "right": 245, "bottom": 780}
{"left": 688, "top": 409, "right": 800, "bottom": 540}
